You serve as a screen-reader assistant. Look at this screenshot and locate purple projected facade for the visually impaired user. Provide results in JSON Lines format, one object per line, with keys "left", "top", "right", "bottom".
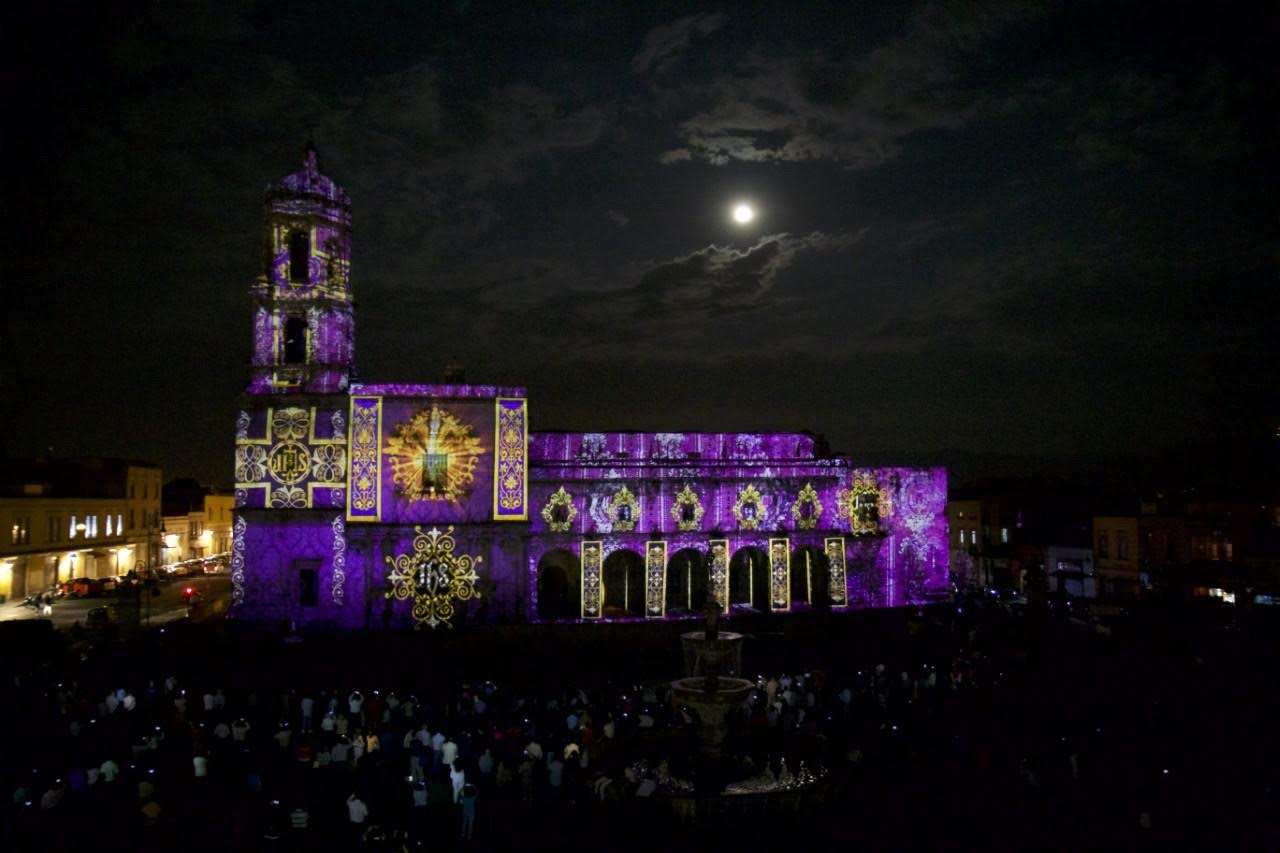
{"left": 232, "top": 150, "right": 948, "bottom": 629}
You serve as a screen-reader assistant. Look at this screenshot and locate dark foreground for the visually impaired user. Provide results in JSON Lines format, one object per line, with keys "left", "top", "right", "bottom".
{"left": 2, "top": 596, "right": 1278, "bottom": 852}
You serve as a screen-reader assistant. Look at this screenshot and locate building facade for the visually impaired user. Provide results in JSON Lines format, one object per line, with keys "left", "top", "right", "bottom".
{"left": 232, "top": 150, "right": 948, "bottom": 629}
{"left": 1093, "top": 515, "right": 1141, "bottom": 597}
{"left": 0, "top": 458, "right": 162, "bottom": 599}
{"left": 162, "top": 480, "right": 235, "bottom": 566}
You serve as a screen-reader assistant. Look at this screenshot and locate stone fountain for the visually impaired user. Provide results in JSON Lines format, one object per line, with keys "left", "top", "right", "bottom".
{"left": 670, "top": 599, "right": 755, "bottom": 784}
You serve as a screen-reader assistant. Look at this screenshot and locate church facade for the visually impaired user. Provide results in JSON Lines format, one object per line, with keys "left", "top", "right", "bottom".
{"left": 231, "top": 150, "right": 948, "bottom": 629}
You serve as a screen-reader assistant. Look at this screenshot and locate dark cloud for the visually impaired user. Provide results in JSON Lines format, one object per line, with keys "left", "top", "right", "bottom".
{"left": 658, "top": 3, "right": 1044, "bottom": 168}
{"left": 632, "top": 230, "right": 865, "bottom": 317}
{"left": 630, "top": 13, "right": 727, "bottom": 74}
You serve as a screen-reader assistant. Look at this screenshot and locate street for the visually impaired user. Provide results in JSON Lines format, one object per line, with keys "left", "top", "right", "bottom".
{"left": 0, "top": 574, "right": 232, "bottom": 629}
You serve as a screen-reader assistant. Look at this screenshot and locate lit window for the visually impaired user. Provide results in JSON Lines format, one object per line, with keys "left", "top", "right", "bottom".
{"left": 87, "top": 516, "right": 98, "bottom": 537}
{"left": 106, "top": 515, "right": 114, "bottom": 537}
{"left": 117, "top": 514, "right": 123, "bottom": 535}
{"left": 1000, "top": 527, "right": 1008, "bottom": 544}
{"left": 69, "top": 516, "right": 78, "bottom": 539}
{"left": 10, "top": 517, "right": 29, "bottom": 545}
{"left": 971, "top": 528, "right": 977, "bottom": 545}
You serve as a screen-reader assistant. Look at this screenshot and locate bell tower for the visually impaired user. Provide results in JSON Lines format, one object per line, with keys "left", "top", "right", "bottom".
{"left": 247, "top": 145, "right": 354, "bottom": 394}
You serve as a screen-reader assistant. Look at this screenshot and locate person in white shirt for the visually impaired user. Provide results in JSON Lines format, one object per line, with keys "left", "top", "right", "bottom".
{"left": 346, "top": 794, "right": 368, "bottom": 825}
{"left": 431, "top": 731, "right": 444, "bottom": 768}
{"left": 449, "top": 763, "right": 465, "bottom": 803}
{"left": 478, "top": 748, "right": 495, "bottom": 776}
{"left": 99, "top": 759, "right": 119, "bottom": 783}
{"left": 214, "top": 721, "right": 231, "bottom": 740}
{"left": 348, "top": 691, "right": 363, "bottom": 717}
{"left": 192, "top": 755, "right": 208, "bottom": 777}
{"left": 105, "top": 694, "right": 120, "bottom": 714}
{"left": 321, "top": 713, "right": 336, "bottom": 734}
{"left": 441, "top": 737, "right": 458, "bottom": 767}
{"left": 122, "top": 692, "right": 136, "bottom": 712}
{"left": 203, "top": 692, "right": 215, "bottom": 712}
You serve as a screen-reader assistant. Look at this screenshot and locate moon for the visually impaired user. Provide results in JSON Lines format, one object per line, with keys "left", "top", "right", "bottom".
{"left": 732, "top": 202, "right": 755, "bottom": 224}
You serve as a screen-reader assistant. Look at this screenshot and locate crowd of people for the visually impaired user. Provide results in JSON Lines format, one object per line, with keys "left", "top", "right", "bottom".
{"left": 2, "top": 589, "right": 1277, "bottom": 850}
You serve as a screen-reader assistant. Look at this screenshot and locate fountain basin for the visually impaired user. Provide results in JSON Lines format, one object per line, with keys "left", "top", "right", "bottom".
{"left": 680, "top": 629, "right": 744, "bottom": 678}
{"left": 670, "top": 675, "right": 754, "bottom": 751}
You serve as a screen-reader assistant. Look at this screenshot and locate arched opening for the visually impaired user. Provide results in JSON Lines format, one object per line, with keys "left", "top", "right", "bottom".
{"left": 288, "top": 230, "right": 310, "bottom": 282}
{"left": 536, "top": 549, "right": 579, "bottom": 621}
{"left": 665, "top": 548, "right": 706, "bottom": 615}
{"left": 728, "top": 546, "right": 769, "bottom": 611}
{"left": 602, "top": 549, "right": 645, "bottom": 618}
{"left": 790, "top": 546, "right": 831, "bottom": 606}
{"left": 283, "top": 316, "right": 307, "bottom": 365}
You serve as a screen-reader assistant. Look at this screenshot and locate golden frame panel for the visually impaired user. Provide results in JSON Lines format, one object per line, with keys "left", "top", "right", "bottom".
{"left": 645, "top": 540, "right": 667, "bottom": 619}
{"left": 824, "top": 536, "right": 849, "bottom": 606}
{"left": 581, "top": 540, "right": 603, "bottom": 619}
{"left": 345, "top": 395, "right": 383, "bottom": 522}
{"left": 769, "top": 537, "right": 791, "bottom": 612}
{"left": 708, "top": 538, "right": 730, "bottom": 614}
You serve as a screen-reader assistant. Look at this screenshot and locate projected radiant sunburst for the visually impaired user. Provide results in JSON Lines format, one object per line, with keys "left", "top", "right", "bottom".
{"left": 386, "top": 406, "right": 482, "bottom": 502}
{"left": 385, "top": 525, "right": 482, "bottom": 629}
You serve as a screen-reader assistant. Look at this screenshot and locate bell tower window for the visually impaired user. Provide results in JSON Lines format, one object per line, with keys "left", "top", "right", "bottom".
{"left": 283, "top": 316, "right": 308, "bottom": 365}
{"left": 288, "top": 230, "right": 310, "bottom": 283}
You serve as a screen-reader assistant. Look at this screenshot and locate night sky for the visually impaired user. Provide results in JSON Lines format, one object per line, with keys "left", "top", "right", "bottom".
{"left": 3, "top": 2, "right": 1276, "bottom": 487}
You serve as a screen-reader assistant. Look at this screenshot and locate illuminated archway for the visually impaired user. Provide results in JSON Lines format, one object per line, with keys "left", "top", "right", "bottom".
{"left": 536, "top": 549, "right": 579, "bottom": 621}
{"left": 791, "top": 545, "right": 831, "bottom": 606}
{"left": 728, "top": 546, "right": 769, "bottom": 610}
{"left": 665, "top": 548, "right": 706, "bottom": 614}
{"left": 602, "top": 549, "right": 645, "bottom": 617}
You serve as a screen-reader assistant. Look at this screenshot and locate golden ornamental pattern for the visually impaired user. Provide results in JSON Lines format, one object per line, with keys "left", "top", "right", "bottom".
{"left": 540, "top": 487, "right": 577, "bottom": 532}
{"left": 669, "top": 485, "right": 705, "bottom": 532}
{"left": 733, "top": 484, "right": 764, "bottom": 530}
{"left": 609, "top": 486, "right": 639, "bottom": 532}
{"left": 349, "top": 401, "right": 380, "bottom": 512}
{"left": 791, "top": 482, "right": 823, "bottom": 530}
{"left": 384, "top": 526, "right": 482, "bottom": 630}
{"left": 495, "top": 402, "right": 527, "bottom": 513}
{"left": 386, "top": 406, "right": 482, "bottom": 503}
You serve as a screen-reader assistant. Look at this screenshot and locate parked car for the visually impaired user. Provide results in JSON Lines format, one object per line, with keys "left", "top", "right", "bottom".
{"left": 62, "top": 577, "right": 105, "bottom": 598}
